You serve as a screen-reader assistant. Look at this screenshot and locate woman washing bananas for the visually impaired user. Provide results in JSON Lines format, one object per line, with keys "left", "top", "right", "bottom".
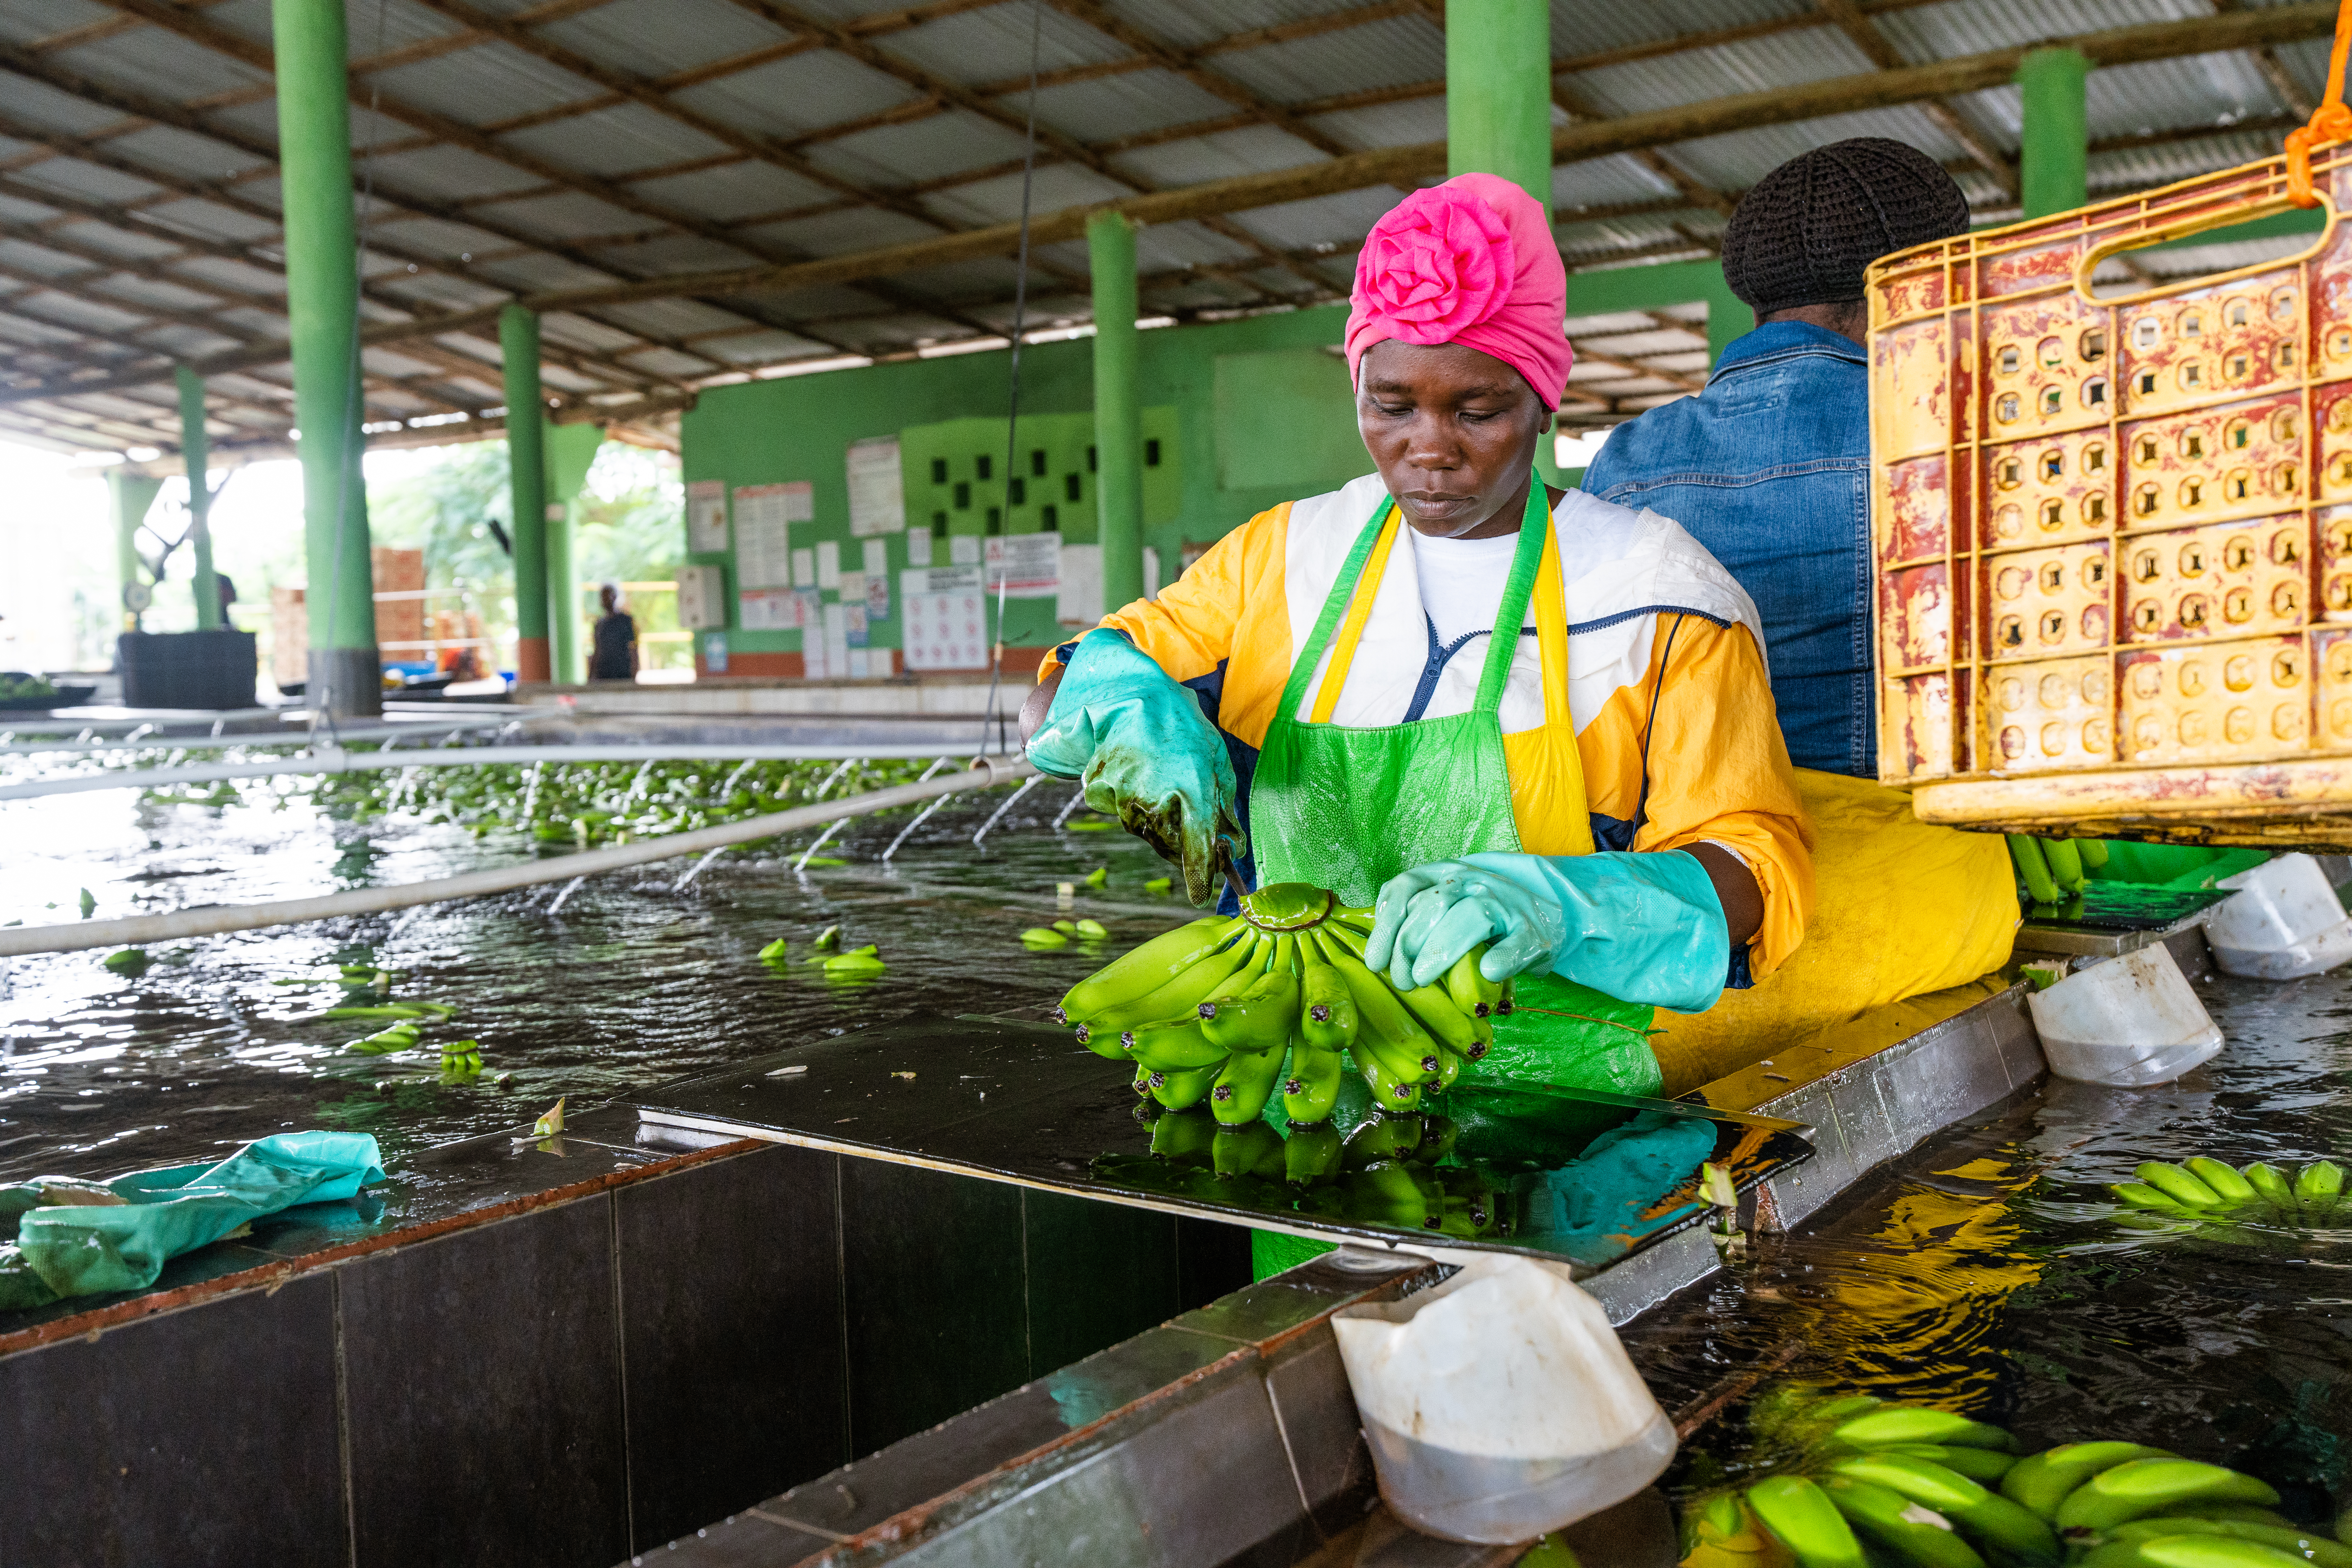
{"left": 1020, "top": 176, "right": 1813, "bottom": 1142}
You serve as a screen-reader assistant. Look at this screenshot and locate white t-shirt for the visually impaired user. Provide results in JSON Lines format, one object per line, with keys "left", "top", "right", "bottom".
{"left": 1407, "top": 526, "right": 1523, "bottom": 645}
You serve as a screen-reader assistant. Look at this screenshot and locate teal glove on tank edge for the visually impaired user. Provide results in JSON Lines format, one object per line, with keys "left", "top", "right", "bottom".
{"left": 1024, "top": 628, "right": 1244, "bottom": 905}
{"left": 1367, "top": 850, "right": 1731, "bottom": 1014}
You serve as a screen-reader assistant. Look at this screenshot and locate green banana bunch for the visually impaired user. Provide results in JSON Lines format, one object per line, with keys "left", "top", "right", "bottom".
{"left": 1683, "top": 1389, "right": 2050, "bottom": 1568}
{"left": 2108, "top": 1156, "right": 2347, "bottom": 1235}
{"left": 1055, "top": 883, "right": 1487, "bottom": 1125}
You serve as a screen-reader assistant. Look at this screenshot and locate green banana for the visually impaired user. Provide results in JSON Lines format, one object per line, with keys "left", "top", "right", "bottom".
{"left": 2074, "top": 1536, "right": 2315, "bottom": 1568}
{"left": 2011, "top": 836, "right": 2062, "bottom": 903}
{"left": 1213, "top": 1121, "right": 1285, "bottom": 1179}
{"left": 1345, "top": 1162, "right": 1442, "bottom": 1230}
{"left": 1828, "top": 1454, "right": 2059, "bottom": 1564}
{"left": 1283, "top": 1042, "right": 1344, "bottom": 1124}
{"left": 1148, "top": 1108, "right": 1216, "bottom": 1163}
{"left": 1356, "top": 1049, "right": 1425, "bottom": 1111}
{"left": 1210, "top": 1042, "right": 1287, "bottom": 1125}
{"left": 2055, "top": 1460, "right": 2282, "bottom": 1533}
{"left": 2184, "top": 1158, "right": 2256, "bottom": 1204}
{"left": 1831, "top": 1408, "right": 2018, "bottom": 1452}
{"left": 1299, "top": 945, "right": 1358, "bottom": 1050}
{"left": 2100, "top": 1518, "right": 2352, "bottom": 1568}
{"left": 2002, "top": 1443, "right": 2178, "bottom": 1521}
{"left": 1283, "top": 1120, "right": 1342, "bottom": 1184}
{"left": 1132, "top": 1062, "right": 1154, "bottom": 1096}
{"left": 2240, "top": 1163, "right": 2295, "bottom": 1206}
{"left": 1872, "top": 1444, "right": 2017, "bottom": 1484}
{"left": 1125, "top": 1016, "right": 1228, "bottom": 1072}
{"left": 1312, "top": 929, "right": 1440, "bottom": 1078}
{"left": 1073, "top": 929, "right": 1263, "bottom": 1043}
{"left": 1748, "top": 1475, "right": 1869, "bottom": 1568}
{"left": 1148, "top": 1061, "right": 1222, "bottom": 1111}
{"left": 1444, "top": 944, "right": 1501, "bottom": 1019}
{"left": 1199, "top": 948, "right": 1302, "bottom": 1053}
{"left": 2112, "top": 1182, "right": 2193, "bottom": 1213}
{"left": 1821, "top": 1475, "right": 1985, "bottom": 1568}
{"left": 2294, "top": 1160, "right": 2344, "bottom": 1202}
{"left": 1429, "top": 1042, "right": 1463, "bottom": 1090}
{"left": 1320, "top": 920, "right": 1479, "bottom": 1056}
{"left": 2148, "top": 1505, "right": 2297, "bottom": 1529}
{"left": 2044, "top": 837, "right": 2088, "bottom": 888}
{"left": 1342, "top": 1114, "right": 1426, "bottom": 1168}
{"left": 1057, "top": 914, "right": 1244, "bottom": 1023}
{"left": 2137, "top": 1162, "right": 2226, "bottom": 1208}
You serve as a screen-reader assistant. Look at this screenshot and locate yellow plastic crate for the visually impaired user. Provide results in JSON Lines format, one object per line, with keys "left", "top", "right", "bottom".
{"left": 1869, "top": 143, "right": 2352, "bottom": 847}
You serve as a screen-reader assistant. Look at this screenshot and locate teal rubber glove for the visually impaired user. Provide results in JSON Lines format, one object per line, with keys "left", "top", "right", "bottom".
{"left": 1025, "top": 629, "right": 1244, "bottom": 905}
{"left": 1364, "top": 850, "right": 1732, "bottom": 1013}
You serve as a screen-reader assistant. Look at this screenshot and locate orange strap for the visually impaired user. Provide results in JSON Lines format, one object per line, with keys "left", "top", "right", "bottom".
{"left": 2287, "top": 0, "right": 2352, "bottom": 207}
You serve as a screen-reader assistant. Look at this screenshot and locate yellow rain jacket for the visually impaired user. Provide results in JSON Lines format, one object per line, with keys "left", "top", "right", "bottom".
{"left": 1043, "top": 475, "right": 1815, "bottom": 996}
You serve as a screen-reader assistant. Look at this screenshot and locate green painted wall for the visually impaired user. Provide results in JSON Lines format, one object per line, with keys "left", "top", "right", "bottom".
{"left": 681, "top": 261, "right": 1749, "bottom": 664}
{"left": 682, "top": 306, "right": 1364, "bottom": 661}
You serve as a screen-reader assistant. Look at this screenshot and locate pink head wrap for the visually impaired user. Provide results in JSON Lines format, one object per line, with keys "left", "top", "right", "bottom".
{"left": 1344, "top": 172, "right": 1571, "bottom": 410}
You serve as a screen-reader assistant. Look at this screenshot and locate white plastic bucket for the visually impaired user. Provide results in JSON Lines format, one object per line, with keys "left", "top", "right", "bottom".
{"left": 2027, "top": 942, "right": 2223, "bottom": 1088}
{"left": 1332, "top": 1254, "right": 1675, "bottom": 1543}
{"left": 2205, "top": 854, "right": 2352, "bottom": 980}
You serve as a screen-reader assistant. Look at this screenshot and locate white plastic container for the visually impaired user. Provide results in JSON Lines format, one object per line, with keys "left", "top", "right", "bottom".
{"left": 2027, "top": 942, "right": 2223, "bottom": 1088}
{"left": 2204, "top": 854, "right": 2352, "bottom": 980}
{"left": 1331, "top": 1254, "right": 1675, "bottom": 1544}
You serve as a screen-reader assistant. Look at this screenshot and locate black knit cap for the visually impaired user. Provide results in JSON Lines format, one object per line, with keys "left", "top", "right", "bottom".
{"left": 1721, "top": 138, "right": 1971, "bottom": 315}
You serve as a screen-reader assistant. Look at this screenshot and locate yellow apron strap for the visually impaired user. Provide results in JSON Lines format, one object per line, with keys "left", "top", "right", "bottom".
{"left": 1308, "top": 503, "right": 1402, "bottom": 724}
{"left": 1528, "top": 513, "right": 1596, "bottom": 857}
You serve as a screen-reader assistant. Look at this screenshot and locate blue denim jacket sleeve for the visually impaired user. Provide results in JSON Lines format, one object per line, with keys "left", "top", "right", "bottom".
{"left": 1581, "top": 321, "right": 1875, "bottom": 778}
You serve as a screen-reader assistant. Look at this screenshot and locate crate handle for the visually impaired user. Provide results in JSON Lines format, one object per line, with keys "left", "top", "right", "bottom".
{"left": 2072, "top": 191, "right": 2340, "bottom": 309}
{"left": 2289, "top": 0, "right": 2352, "bottom": 207}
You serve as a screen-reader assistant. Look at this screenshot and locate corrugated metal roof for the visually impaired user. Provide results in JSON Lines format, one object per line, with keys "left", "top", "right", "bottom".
{"left": 8, "top": 0, "right": 2349, "bottom": 456}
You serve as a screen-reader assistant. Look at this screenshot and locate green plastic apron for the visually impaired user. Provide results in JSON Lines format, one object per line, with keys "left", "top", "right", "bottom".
{"left": 1244, "top": 479, "right": 1661, "bottom": 1280}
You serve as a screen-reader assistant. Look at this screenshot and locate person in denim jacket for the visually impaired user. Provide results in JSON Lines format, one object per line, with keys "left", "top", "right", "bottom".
{"left": 1580, "top": 138, "right": 1969, "bottom": 777}
{"left": 1577, "top": 140, "right": 2023, "bottom": 1086}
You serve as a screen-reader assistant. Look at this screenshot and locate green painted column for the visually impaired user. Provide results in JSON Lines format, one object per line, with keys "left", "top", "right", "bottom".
{"left": 1446, "top": 0, "right": 1552, "bottom": 205}
{"left": 178, "top": 365, "right": 222, "bottom": 631}
{"left": 108, "top": 471, "right": 164, "bottom": 634}
{"left": 2017, "top": 47, "right": 2090, "bottom": 220}
{"left": 544, "top": 419, "right": 601, "bottom": 685}
{"left": 501, "top": 303, "right": 551, "bottom": 683}
{"left": 1089, "top": 210, "right": 1145, "bottom": 611}
{"left": 273, "top": 0, "right": 378, "bottom": 716}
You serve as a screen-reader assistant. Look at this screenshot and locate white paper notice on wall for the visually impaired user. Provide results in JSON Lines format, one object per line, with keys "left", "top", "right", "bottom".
{"left": 733, "top": 482, "right": 807, "bottom": 588}
{"left": 801, "top": 611, "right": 829, "bottom": 680}
{"left": 815, "top": 539, "right": 841, "bottom": 590}
{"left": 738, "top": 588, "right": 799, "bottom": 631}
{"left": 905, "top": 525, "right": 933, "bottom": 567}
{"left": 903, "top": 591, "right": 988, "bottom": 671}
{"left": 862, "top": 538, "right": 889, "bottom": 575}
{"left": 837, "top": 571, "right": 866, "bottom": 609}
{"left": 1057, "top": 542, "right": 1102, "bottom": 627}
{"left": 866, "top": 571, "right": 890, "bottom": 624}
{"left": 949, "top": 534, "right": 981, "bottom": 566}
{"left": 824, "top": 601, "right": 851, "bottom": 674}
{"left": 901, "top": 566, "right": 984, "bottom": 596}
{"left": 984, "top": 532, "right": 1060, "bottom": 597}
{"left": 846, "top": 437, "right": 904, "bottom": 537}
{"left": 687, "top": 480, "right": 728, "bottom": 554}
{"left": 790, "top": 547, "right": 815, "bottom": 589}
{"left": 843, "top": 603, "right": 868, "bottom": 648}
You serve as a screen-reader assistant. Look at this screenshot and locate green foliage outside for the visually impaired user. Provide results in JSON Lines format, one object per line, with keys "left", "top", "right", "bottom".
{"left": 365, "top": 440, "right": 686, "bottom": 668}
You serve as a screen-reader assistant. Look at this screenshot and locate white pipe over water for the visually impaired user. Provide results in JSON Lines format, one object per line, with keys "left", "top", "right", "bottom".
{"left": 0, "top": 744, "right": 1016, "bottom": 800}
{"left": 0, "top": 716, "right": 514, "bottom": 757}
{"left": 0, "top": 758, "right": 1041, "bottom": 958}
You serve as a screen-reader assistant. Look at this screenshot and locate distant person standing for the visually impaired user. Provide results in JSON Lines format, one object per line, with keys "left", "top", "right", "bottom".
{"left": 215, "top": 572, "right": 238, "bottom": 623}
{"left": 589, "top": 583, "right": 638, "bottom": 682}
